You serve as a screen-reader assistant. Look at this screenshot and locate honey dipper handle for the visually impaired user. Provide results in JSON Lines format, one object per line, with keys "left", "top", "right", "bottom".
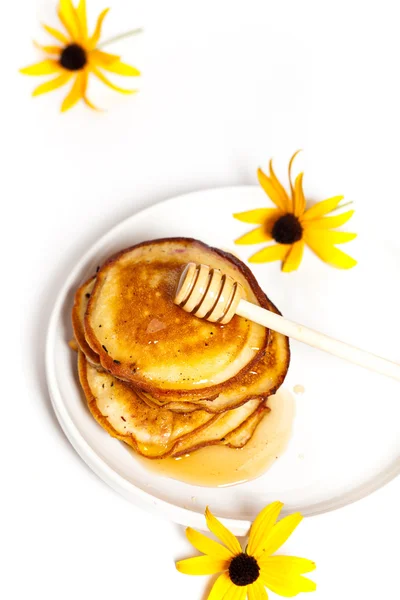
{"left": 236, "top": 299, "right": 400, "bottom": 382}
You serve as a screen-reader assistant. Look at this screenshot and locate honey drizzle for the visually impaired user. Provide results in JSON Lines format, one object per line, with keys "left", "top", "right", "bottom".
{"left": 137, "top": 389, "right": 295, "bottom": 487}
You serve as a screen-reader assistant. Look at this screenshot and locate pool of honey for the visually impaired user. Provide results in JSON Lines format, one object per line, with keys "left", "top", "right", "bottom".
{"left": 137, "top": 389, "right": 295, "bottom": 487}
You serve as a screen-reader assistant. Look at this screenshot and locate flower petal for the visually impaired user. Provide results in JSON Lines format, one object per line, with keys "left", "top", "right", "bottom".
{"left": 61, "top": 71, "right": 85, "bottom": 112}
{"left": 269, "top": 159, "right": 291, "bottom": 212}
{"left": 303, "top": 229, "right": 357, "bottom": 245}
{"left": 247, "top": 502, "right": 283, "bottom": 556}
{"left": 32, "top": 72, "right": 71, "bottom": 96}
{"left": 293, "top": 173, "right": 306, "bottom": 217}
{"left": 282, "top": 241, "right": 304, "bottom": 273}
{"left": 76, "top": 0, "right": 88, "bottom": 42}
{"left": 257, "top": 168, "right": 289, "bottom": 212}
{"left": 33, "top": 41, "right": 63, "bottom": 55}
{"left": 301, "top": 195, "right": 344, "bottom": 221}
{"left": 248, "top": 244, "right": 289, "bottom": 264}
{"left": 304, "top": 232, "right": 357, "bottom": 269}
{"left": 42, "top": 23, "right": 69, "bottom": 43}
{"left": 83, "top": 94, "right": 101, "bottom": 111}
{"left": 91, "top": 66, "right": 137, "bottom": 94}
{"left": 260, "top": 556, "right": 316, "bottom": 576}
{"left": 89, "top": 8, "right": 110, "bottom": 49}
{"left": 207, "top": 573, "right": 235, "bottom": 600}
{"left": 227, "top": 585, "right": 248, "bottom": 600}
{"left": 205, "top": 507, "right": 242, "bottom": 555}
{"left": 260, "top": 569, "right": 316, "bottom": 597}
{"left": 233, "top": 208, "right": 280, "bottom": 225}
{"left": 304, "top": 210, "right": 355, "bottom": 230}
{"left": 90, "top": 50, "right": 140, "bottom": 76}
{"left": 100, "top": 59, "right": 141, "bottom": 76}
{"left": 20, "top": 59, "right": 61, "bottom": 75}
{"left": 186, "top": 527, "right": 233, "bottom": 560}
{"left": 235, "top": 227, "right": 272, "bottom": 245}
{"left": 176, "top": 556, "right": 229, "bottom": 576}
{"left": 89, "top": 49, "right": 121, "bottom": 66}
{"left": 248, "top": 580, "right": 269, "bottom": 600}
{"left": 261, "top": 556, "right": 316, "bottom": 596}
{"left": 255, "top": 513, "right": 303, "bottom": 559}
{"left": 288, "top": 150, "right": 302, "bottom": 194}
{"left": 80, "top": 69, "right": 100, "bottom": 110}
{"left": 58, "top": 0, "right": 80, "bottom": 40}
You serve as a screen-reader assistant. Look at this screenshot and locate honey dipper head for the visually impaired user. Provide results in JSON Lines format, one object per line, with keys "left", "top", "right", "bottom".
{"left": 174, "top": 262, "right": 244, "bottom": 324}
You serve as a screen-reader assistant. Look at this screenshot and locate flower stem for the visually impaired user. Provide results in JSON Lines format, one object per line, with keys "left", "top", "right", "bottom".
{"left": 99, "top": 28, "right": 143, "bottom": 49}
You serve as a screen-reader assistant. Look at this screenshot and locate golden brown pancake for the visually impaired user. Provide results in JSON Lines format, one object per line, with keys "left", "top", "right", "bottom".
{"left": 171, "top": 398, "right": 267, "bottom": 457}
{"left": 219, "top": 403, "right": 270, "bottom": 448}
{"left": 78, "top": 352, "right": 265, "bottom": 458}
{"left": 76, "top": 302, "right": 289, "bottom": 413}
{"left": 139, "top": 327, "right": 289, "bottom": 413}
{"left": 73, "top": 238, "right": 290, "bottom": 462}
{"left": 72, "top": 278, "right": 287, "bottom": 414}
{"left": 84, "top": 238, "right": 272, "bottom": 400}
{"left": 73, "top": 241, "right": 289, "bottom": 413}
{"left": 72, "top": 277, "right": 100, "bottom": 366}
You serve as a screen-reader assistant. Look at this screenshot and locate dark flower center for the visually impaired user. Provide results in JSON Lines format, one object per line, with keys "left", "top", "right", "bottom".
{"left": 60, "top": 44, "right": 87, "bottom": 71}
{"left": 271, "top": 213, "right": 303, "bottom": 244}
{"left": 229, "top": 553, "right": 260, "bottom": 587}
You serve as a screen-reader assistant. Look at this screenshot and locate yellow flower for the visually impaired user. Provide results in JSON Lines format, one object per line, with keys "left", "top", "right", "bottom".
{"left": 234, "top": 151, "right": 357, "bottom": 272}
{"left": 176, "top": 502, "right": 316, "bottom": 599}
{"left": 20, "top": 0, "right": 140, "bottom": 112}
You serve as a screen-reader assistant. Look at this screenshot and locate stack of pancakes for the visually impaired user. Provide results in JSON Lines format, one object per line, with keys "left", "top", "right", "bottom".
{"left": 72, "top": 238, "right": 290, "bottom": 459}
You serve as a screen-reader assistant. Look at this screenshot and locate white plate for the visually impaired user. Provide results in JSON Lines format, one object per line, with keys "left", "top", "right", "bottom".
{"left": 46, "top": 187, "right": 400, "bottom": 534}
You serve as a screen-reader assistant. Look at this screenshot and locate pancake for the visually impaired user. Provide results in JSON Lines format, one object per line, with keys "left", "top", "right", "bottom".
{"left": 139, "top": 326, "right": 289, "bottom": 413}
{"left": 219, "top": 403, "right": 270, "bottom": 448}
{"left": 73, "top": 281, "right": 212, "bottom": 410}
{"left": 84, "top": 238, "right": 271, "bottom": 400}
{"left": 72, "top": 277, "right": 100, "bottom": 366}
{"left": 73, "top": 244, "right": 289, "bottom": 413}
{"left": 78, "top": 352, "right": 264, "bottom": 458}
{"left": 72, "top": 282, "right": 288, "bottom": 414}
{"left": 171, "top": 398, "right": 267, "bottom": 457}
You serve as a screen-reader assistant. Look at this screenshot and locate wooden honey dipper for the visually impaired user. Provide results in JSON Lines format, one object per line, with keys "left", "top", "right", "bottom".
{"left": 174, "top": 262, "right": 400, "bottom": 382}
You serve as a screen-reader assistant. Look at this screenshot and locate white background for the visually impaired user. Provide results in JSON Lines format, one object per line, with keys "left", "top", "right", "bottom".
{"left": 1, "top": 0, "right": 400, "bottom": 598}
